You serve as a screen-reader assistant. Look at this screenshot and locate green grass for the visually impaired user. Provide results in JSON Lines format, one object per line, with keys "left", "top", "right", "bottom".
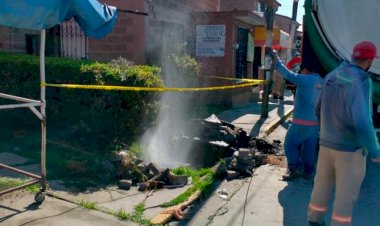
{"left": 115, "top": 203, "right": 151, "bottom": 225}
{"left": 0, "top": 128, "right": 113, "bottom": 189}
{"left": 76, "top": 199, "right": 151, "bottom": 225}
{"left": 0, "top": 99, "right": 228, "bottom": 189}
{"left": 131, "top": 203, "right": 150, "bottom": 225}
{"left": 50, "top": 166, "right": 218, "bottom": 225}
{"left": 161, "top": 186, "right": 198, "bottom": 207}
{"left": 115, "top": 209, "right": 131, "bottom": 220}
{"left": 0, "top": 177, "right": 40, "bottom": 193}
{"left": 134, "top": 203, "right": 145, "bottom": 214}
{"left": 78, "top": 199, "right": 97, "bottom": 210}
{"left": 25, "top": 183, "right": 41, "bottom": 193}
{"left": 161, "top": 166, "right": 215, "bottom": 207}
{"left": 0, "top": 177, "right": 26, "bottom": 191}
{"left": 171, "top": 166, "right": 212, "bottom": 178}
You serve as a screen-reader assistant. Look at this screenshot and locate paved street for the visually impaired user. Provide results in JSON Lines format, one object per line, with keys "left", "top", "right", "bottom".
{"left": 178, "top": 119, "right": 380, "bottom": 226}
{"left": 1, "top": 92, "right": 380, "bottom": 226}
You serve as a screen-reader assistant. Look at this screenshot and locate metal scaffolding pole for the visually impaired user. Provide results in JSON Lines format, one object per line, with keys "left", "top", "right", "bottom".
{"left": 0, "top": 30, "right": 47, "bottom": 202}
{"left": 40, "top": 30, "right": 47, "bottom": 191}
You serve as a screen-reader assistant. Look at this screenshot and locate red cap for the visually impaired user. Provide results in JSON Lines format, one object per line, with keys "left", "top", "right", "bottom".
{"left": 352, "top": 41, "right": 379, "bottom": 59}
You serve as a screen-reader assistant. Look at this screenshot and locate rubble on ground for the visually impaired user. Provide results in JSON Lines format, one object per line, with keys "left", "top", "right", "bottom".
{"left": 109, "top": 114, "right": 284, "bottom": 191}
{"left": 109, "top": 152, "right": 189, "bottom": 191}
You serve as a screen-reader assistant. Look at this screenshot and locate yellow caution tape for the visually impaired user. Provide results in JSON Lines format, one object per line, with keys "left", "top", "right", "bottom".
{"left": 41, "top": 76, "right": 267, "bottom": 92}
{"left": 42, "top": 80, "right": 264, "bottom": 92}
{"left": 201, "top": 75, "right": 264, "bottom": 83}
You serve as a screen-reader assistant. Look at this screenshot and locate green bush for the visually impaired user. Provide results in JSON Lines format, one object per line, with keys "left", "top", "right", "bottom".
{"left": 0, "top": 52, "right": 164, "bottom": 152}
{"left": 147, "top": 40, "right": 200, "bottom": 88}
{"left": 164, "top": 53, "right": 200, "bottom": 88}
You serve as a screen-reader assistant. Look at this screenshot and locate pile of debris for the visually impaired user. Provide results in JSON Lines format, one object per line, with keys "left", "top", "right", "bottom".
{"left": 111, "top": 151, "right": 188, "bottom": 190}
{"left": 197, "top": 114, "right": 283, "bottom": 178}
{"left": 111, "top": 114, "right": 283, "bottom": 190}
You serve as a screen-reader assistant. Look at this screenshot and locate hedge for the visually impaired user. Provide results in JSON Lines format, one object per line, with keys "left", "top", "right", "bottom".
{"left": 0, "top": 52, "right": 164, "bottom": 152}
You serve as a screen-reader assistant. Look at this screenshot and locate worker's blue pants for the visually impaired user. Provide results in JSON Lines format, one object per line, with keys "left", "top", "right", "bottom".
{"left": 284, "top": 123, "right": 319, "bottom": 173}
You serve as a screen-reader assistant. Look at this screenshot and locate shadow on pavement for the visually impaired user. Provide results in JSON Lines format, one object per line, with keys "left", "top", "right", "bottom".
{"left": 0, "top": 205, "right": 25, "bottom": 223}
{"left": 352, "top": 160, "right": 380, "bottom": 225}
{"left": 279, "top": 159, "right": 380, "bottom": 226}
{"left": 0, "top": 195, "right": 43, "bottom": 224}
{"left": 248, "top": 102, "right": 281, "bottom": 138}
{"left": 278, "top": 179, "right": 313, "bottom": 226}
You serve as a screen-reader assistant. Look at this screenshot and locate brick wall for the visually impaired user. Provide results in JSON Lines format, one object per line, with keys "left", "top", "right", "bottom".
{"left": 0, "top": 27, "right": 38, "bottom": 53}
{"left": 0, "top": 26, "right": 11, "bottom": 51}
{"left": 187, "top": 0, "right": 220, "bottom": 11}
{"left": 89, "top": 0, "right": 202, "bottom": 64}
{"left": 192, "top": 11, "right": 258, "bottom": 106}
{"left": 220, "top": 0, "right": 257, "bottom": 11}
{"left": 220, "top": 0, "right": 282, "bottom": 13}
{"left": 88, "top": 0, "right": 146, "bottom": 63}
{"left": 275, "top": 14, "right": 293, "bottom": 33}
{"left": 192, "top": 12, "right": 233, "bottom": 77}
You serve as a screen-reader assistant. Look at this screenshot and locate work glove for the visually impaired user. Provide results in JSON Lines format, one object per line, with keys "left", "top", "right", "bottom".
{"left": 268, "top": 49, "right": 281, "bottom": 69}
{"left": 268, "top": 49, "right": 278, "bottom": 60}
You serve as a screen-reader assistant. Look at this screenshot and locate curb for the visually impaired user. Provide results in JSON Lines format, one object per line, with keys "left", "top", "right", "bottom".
{"left": 261, "top": 106, "right": 294, "bottom": 138}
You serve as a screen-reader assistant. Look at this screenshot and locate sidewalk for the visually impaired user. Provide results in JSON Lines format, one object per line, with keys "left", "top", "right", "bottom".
{"left": 217, "top": 89, "right": 294, "bottom": 138}
{"left": 0, "top": 90, "right": 295, "bottom": 226}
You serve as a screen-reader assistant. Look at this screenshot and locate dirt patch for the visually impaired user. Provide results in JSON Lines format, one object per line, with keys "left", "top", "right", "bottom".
{"left": 266, "top": 155, "right": 287, "bottom": 168}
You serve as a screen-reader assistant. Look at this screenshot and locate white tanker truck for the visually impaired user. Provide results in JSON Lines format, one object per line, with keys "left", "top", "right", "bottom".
{"left": 300, "top": 0, "right": 380, "bottom": 125}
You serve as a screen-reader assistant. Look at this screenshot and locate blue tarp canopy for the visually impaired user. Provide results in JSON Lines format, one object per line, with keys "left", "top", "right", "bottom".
{"left": 0, "top": 0, "right": 117, "bottom": 38}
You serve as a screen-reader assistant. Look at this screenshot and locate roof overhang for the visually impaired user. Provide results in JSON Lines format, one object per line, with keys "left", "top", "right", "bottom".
{"left": 193, "top": 10, "right": 265, "bottom": 26}
{"left": 234, "top": 10, "right": 265, "bottom": 26}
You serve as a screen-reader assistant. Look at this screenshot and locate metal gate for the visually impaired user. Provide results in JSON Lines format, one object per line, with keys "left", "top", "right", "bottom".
{"left": 60, "top": 19, "right": 88, "bottom": 59}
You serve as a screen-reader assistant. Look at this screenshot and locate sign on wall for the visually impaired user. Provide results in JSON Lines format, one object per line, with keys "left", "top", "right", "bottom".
{"left": 196, "top": 25, "right": 225, "bottom": 57}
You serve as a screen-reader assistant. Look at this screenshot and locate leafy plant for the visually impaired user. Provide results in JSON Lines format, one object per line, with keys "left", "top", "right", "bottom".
{"left": 0, "top": 52, "right": 164, "bottom": 154}
{"left": 78, "top": 199, "right": 97, "bottom": 210}
{"left": 169, "top": 53, "right": 200, "bottom": 85}
{"left": 108, "top": 57, "right": 134, "bottom": 68}
{"left": 128, "top": 142, "right": 146, "bottom": 158}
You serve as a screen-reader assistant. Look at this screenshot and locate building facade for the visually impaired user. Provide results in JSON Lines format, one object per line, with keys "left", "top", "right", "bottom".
{"left": 0, "top": 0, "right": 298, "bottom": 106}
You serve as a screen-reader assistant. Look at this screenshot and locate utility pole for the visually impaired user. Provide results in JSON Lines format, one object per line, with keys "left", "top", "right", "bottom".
{"left": 279, "top": 0, "right": 299, "bottom": 97}
{"left": 261, "top": 0, "right": 275, "bottom": 118}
